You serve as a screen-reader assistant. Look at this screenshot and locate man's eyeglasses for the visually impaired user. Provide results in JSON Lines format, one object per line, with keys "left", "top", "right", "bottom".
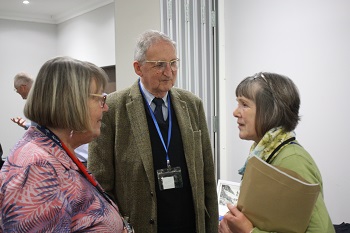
{"left": 14, "top": 84, "right": 26, "bottom": 92}
{"left": 90, "top": 93, "right": 107, "bottom": 108}
{"left": 144, "top": 58, "right": 180, "bottom": 72}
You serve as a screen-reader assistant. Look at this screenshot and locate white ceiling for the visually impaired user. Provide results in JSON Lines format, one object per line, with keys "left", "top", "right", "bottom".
{"left": 0, "top": 0, "right": 114, "bottom": 24}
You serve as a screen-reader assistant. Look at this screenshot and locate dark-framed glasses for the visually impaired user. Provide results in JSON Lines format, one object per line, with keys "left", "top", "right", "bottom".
{"left": 90, "top": 93, "right": 107, "bottom": 108}
{"left": 144, "top": 58, "right": 180, "bottom": 72}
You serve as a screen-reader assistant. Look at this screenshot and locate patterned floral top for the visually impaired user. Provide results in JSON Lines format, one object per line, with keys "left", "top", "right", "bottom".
{"left": 0, "top": 127, "right": 124, "bottom": 232}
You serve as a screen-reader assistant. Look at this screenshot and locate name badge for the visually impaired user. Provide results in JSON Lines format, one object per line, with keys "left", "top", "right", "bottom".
{"left": 157, "top": 166, "right": 183, "bottom": 190}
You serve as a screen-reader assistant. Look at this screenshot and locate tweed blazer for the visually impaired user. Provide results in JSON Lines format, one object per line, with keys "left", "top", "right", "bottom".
{"left": 88, "top": 80, "right": 218, "bottom": 233}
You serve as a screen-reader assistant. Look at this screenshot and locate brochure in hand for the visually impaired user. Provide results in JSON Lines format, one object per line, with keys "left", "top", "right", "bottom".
{"left": 217, "top": 179, "right": 241, "bottom": 221}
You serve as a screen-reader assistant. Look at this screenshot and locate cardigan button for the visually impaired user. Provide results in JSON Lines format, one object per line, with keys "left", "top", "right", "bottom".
{"left": 149, "top": 219, "right": 155, "bottom": 224}
{"left": 150, "top": 192, "right": 154, "bottom": 196}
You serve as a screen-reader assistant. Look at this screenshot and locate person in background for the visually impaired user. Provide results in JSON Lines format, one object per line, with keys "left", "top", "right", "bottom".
{"left": 88, "top": 29, "right": 218, "bottom": 233}
{"left": 10, "top": 71, "right": 88, "bottom": 165}
{"left": 11, "top": 72, "right": 35, "bottom": 129}
{"left": 0, "top": 56, "right": 130, "bottom": 233}
{"left": 13, "top": 72, "right": 33, "bottom": 99}
{"left": 219, "top": 72, "right": 335, "bottom": 233}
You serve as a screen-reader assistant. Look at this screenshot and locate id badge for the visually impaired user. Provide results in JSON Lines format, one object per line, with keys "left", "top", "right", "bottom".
{"left": 157, "top": 166, "right": 183, "bottom": 190}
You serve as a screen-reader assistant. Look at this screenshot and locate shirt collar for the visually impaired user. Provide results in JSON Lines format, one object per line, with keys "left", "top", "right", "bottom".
{"left": 139, "top": 81, "right": 168, "bottom": 107}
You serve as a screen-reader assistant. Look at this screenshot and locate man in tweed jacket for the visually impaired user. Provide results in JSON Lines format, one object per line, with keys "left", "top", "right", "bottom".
{"left": 88, "top": 30, "right": 218, "bottom": 233}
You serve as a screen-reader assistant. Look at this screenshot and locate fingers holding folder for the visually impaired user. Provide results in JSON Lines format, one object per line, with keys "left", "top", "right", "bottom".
{"left": 220, "top": 203, "right": 254, "bottom": 233}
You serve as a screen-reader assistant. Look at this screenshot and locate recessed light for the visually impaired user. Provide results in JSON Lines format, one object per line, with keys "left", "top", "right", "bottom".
{"left": 23, "top": 0, "right": 30, "bottom": 4}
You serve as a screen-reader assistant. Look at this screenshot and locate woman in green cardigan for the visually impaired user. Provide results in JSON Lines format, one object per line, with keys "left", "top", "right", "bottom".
{"left": 219, "top": 72, "right": 334, "bottom": 233}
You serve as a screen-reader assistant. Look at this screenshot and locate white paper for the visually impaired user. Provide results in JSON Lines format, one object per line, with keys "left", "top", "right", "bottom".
{"left": 217, "top": 179, "right": 241, "bottom": 219}
{"left": 162, "top": 176, "right": 175, "bottom": 189}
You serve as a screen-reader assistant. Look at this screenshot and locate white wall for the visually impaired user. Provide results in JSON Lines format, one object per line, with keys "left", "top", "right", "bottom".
{"left": 114, "top": 0, "right": 161, "bottom": 91}
{"left": 0, "top": 20, "right": 56, "bottom": 156}
{"left": 57, "top": 3, "right": 115, "bottom": 66}
{"left": 0, "top": 4, "right": 115, "bottom": 158}
{"left": 2, "top": 0, "right": 348, "bottom": 224}
{"left": 218, "top": 0, "right": 350, "bottom": 224}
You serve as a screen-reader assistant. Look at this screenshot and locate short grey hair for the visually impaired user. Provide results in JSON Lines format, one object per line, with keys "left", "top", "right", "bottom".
{"left": 134, "top": 29, "right": 176, "bottom": 62}
{"left": 14, "top": 72, "right": 33, "bottom": 88}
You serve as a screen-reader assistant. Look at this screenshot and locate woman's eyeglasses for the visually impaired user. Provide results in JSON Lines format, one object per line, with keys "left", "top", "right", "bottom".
{"left": 253, "top": 72, "right": 276, "bottom": 98}
{"left": 90, "top": 93, "right": 107, "bottom": 108}
{"left": 253, "top": 72, "right": 267, "bottom": 82}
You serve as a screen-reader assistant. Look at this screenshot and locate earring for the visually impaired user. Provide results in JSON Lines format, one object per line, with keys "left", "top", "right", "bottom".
{"left": 70, "top": 130, "right": 74, "bottom": 138}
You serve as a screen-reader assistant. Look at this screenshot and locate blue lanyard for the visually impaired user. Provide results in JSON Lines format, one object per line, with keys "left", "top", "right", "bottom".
{"left": 138, "top": 81, "right": 173, "bottom": 167}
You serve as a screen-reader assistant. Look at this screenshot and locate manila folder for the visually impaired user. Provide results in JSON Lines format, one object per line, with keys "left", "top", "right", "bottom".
{"left": 237, "top": 156, "right": 320, "bottom": 233}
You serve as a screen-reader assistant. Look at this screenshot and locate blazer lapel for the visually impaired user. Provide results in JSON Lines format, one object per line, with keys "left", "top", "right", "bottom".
{"left": 170, "top": 90, "right": 196, "bottom": 179}
{"left": 126, "top": 81, "right": 156, "bottom": 191}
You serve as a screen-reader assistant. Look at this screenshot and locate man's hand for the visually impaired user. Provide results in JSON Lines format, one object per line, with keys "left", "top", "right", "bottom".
{"left": 11, "top": 117, "right": 27, "bottom": 129}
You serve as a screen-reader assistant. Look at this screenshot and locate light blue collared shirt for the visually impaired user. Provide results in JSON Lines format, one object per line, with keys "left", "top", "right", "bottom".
{"left": 139, "top": 81, "right": 169, "bottom": 120}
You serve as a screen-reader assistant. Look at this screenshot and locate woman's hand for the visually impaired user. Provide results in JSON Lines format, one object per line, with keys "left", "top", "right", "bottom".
{"left": 219, "top": 217, "right": 233, "bottom": 233}
{"left": 220, "top": 203, "right": 254, "bottom": 233}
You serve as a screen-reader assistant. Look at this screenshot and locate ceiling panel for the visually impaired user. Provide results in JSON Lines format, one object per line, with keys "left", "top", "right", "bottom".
{"left": 0, "top": 0, "right": 113, "bottom": 24}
